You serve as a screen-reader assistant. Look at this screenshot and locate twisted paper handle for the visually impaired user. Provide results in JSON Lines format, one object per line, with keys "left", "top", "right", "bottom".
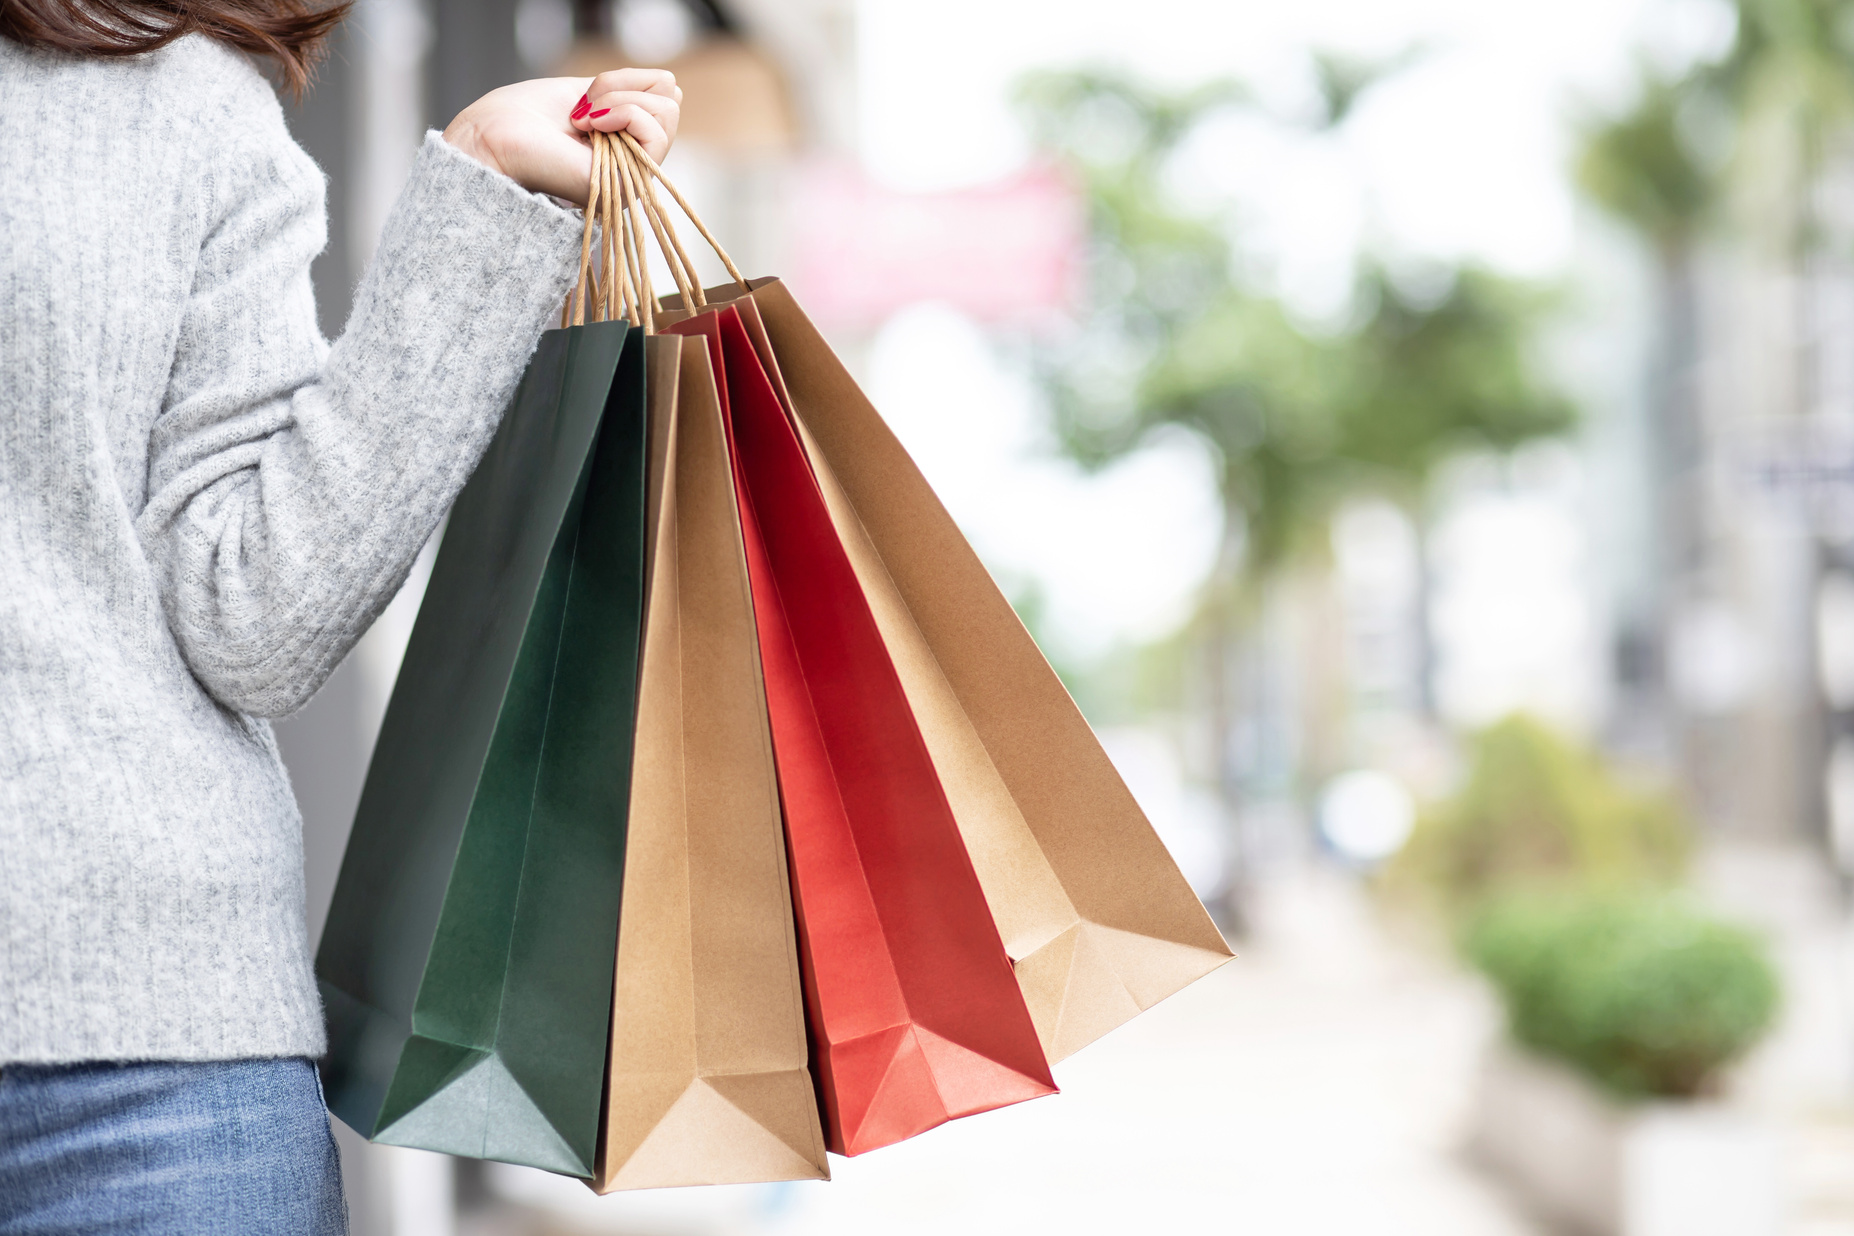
{"left": 566, "top": 130, "right": 650, "bottom": 329}
{"left": 616, "top": 130, "right": 752, "bottom": 308}
{"left": 566, "top": 129, "right": 753, "bottom": 328}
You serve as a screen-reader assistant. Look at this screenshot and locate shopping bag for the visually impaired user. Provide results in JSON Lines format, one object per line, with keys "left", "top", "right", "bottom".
{"left": 624, "top": 124, "right": 1232, "bottom": 1062}
{"left": 711, "top": 280, "right": 1234, "bottom": 1062}
{"left": 664, "top": 304, "right": 1056, "bottom": 1157}
{"left": 591, "top": 330, "right": 829, "bottom": 1190}
{"left": 316, "top": 248, "right": 650, "bottom": 1171}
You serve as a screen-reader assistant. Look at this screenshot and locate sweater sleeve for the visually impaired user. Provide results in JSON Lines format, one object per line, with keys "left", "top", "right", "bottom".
{"left": 136, "top": 125, "right": 585, "bottom": 718}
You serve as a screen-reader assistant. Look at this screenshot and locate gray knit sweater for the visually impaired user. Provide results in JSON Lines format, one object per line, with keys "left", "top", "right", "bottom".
{"left": 0, "top": 35, "right": 585, "bottom": 1062}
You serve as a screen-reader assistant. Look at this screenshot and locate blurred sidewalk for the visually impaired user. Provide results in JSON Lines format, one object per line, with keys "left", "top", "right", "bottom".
{"left": 468, "top": 866, "right": 1542, "bottom": 1236}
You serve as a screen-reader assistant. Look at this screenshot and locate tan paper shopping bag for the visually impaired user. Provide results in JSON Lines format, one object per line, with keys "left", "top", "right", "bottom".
{"left": 591, "top": 333, "right": 829, "bottom": 1191}
{"left": 691, "top": 281, "right": 1234, "bottom": 1063}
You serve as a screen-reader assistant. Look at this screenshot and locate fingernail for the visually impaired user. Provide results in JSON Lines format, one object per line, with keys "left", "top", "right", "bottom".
{"left": 570, "top": 94, "right": 590, "bottom": 120}
{"left": 589, "top": 108, "right": 610, "bottom": 119}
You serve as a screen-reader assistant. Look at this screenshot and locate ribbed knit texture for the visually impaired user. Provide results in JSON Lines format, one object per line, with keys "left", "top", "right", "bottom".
{"left": 0, "top": 35, "right": 586, "bottom": 1062}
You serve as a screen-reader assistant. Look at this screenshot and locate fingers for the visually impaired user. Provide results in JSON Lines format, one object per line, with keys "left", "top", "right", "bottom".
{"left": 584, "top": 102, "right": 672, "bottom": 164}
{"left": 574, "top": 87, "right": 677, "bottom": 130}
{"left": 572, "top": 86, "right": 678, "bottom": 163}
{"left": 565, "top": 67, "right": 680, "bottom": 164}
{"left": 588, "top": 67, "right": 681, "bottom": 102}
{"left": 566, "top": 69, "right": 680, "bottom": 123}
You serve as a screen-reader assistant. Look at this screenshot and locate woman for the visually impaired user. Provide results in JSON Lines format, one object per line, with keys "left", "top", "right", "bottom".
{"left": 0, "top": 0, "right": 676, "bottom": 1227}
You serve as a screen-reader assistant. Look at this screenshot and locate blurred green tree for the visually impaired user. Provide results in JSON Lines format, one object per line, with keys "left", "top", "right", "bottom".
{"left": 1579, "top": 0, "right": 1854, "bottom": 464}
{"left": 1716, "top": 0, "right": 1854, "bottom": 223}
{"left": 1020, "top": 69, "right": 1574, "bottom": 582}
{"left": 1578, "top": 73, "right": 1719, "bottom": 256}
{"left": 1579, "top": 2, "right": 1854, "bottom": 305}
{"left": 1571, "top": 0, "right": 1854, "bottom": 577}
{"left": 1018, "top": 68, "right": 1576, "bottom": 923}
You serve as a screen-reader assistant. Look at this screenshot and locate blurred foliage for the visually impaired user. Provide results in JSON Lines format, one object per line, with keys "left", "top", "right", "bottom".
{"left": 1581, "top": 0, "right": 1854, "bottom": 256}
{"left": 1464, "top": 889, "right": 1780, "bottom": 1099}
{"left": 1308, "top": 47, "right": 1427, "bottom": 127}
{"left": 1391, "top": 715, "right": 1690, "bottom": 908}
{"left": 1577, "top": 72, "right": 1721, "bottom": 254}
{"left": 1017, "top": 70, "right": 1575, "bottom": 581}
{"left": 1716, "top": 0, "right": 1854, "bottom": 146}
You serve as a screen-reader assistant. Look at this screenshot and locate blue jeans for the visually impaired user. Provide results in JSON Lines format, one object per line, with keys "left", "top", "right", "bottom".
{"left": 0, "top": 1057, "right": 347, "bottom": 1235}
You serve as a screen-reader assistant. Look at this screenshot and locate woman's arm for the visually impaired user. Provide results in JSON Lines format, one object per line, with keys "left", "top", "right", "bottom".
{"left": 135, "top": 71, "right": 674, "bottom": 717}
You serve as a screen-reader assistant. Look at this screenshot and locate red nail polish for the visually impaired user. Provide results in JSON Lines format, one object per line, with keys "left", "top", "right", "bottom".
{"left": 589, "top": 108, "right": 610, "bottom": 119}
{"left": 570, "top": 94, "right": 590, "bottom": 120}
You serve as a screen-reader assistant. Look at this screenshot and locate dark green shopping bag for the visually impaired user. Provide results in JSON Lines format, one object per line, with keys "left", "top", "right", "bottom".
{"left": 316, "top": 320, "right": 648, "bottom": 1177}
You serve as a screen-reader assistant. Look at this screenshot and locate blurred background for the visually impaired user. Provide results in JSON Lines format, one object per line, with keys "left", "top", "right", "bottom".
{"left": 280, "top": 0, "right": 1854, "bottom": 1232}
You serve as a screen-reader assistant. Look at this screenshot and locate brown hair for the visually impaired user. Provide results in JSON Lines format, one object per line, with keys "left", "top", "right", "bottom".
{"left": 0, "top": 0, "right": 353, "bottom": 96}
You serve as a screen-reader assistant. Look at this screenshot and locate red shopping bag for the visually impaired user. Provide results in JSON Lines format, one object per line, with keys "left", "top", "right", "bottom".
{"left": 665, "top": 306, "right": 1056, "bottom": 1156}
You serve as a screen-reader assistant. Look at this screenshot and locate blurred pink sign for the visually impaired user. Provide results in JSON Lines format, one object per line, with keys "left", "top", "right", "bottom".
{"left": 788, "top": 161, "right": 1084, "bottom": 331}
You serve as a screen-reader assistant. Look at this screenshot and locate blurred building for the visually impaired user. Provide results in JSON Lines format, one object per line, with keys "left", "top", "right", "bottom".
{"left": 1605, "top": 177, "right": 1854, "bottom": 867}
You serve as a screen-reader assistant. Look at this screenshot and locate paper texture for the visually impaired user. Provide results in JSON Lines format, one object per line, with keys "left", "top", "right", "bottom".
{"left": 666, "top": 306, "right": 1056, "bottom": 1157}
{"left": 677, "top": 280, "right": 1234, "bottom": 1063}
{"left": 592, "top": 336, "right": 829, "bottom": 1191}
{"left": 319, "top": 323, "right": 648, "bottom": 1176}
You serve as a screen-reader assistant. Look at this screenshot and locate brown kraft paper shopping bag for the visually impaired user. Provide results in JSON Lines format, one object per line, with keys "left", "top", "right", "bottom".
{"left": 671, "top": 280, "right": 1234, "bottom": 1063}
{"left": 618, "top": 129, "right": 1231, "bottom": 1064}
{"left": 591, "top": 329, "right": 828, "bottom": 1190}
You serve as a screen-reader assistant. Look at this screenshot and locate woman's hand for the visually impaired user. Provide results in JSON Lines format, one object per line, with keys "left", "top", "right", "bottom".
{"left": 442, "top": 69, "right": 681, "bottom": 205}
